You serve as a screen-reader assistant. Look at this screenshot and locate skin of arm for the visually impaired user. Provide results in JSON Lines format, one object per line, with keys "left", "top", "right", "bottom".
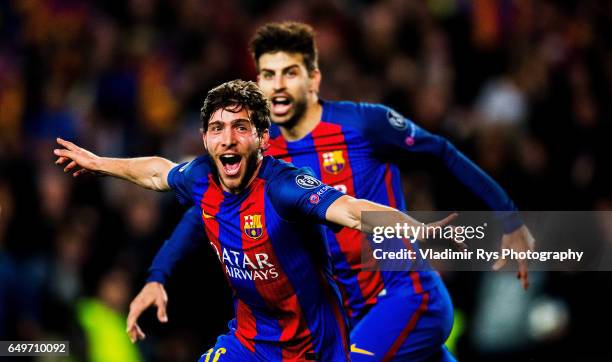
{"left": 325, "top": 194, "right": 456, "bottom": 237}
{"left": 53, "top": 137, "right": 176, "bottom": 191}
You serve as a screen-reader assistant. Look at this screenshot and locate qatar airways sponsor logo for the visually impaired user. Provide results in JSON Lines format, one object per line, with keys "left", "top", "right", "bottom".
{"left": 211, "top": 244, "right": 279, "bottom": 281}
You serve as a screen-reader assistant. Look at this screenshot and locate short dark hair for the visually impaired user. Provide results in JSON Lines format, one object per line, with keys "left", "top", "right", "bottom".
{"left": 200, "top": 80, "right": 271, "bottom": 136}
{"left": 250, "top": 22, "right": 318, "bottom": 73}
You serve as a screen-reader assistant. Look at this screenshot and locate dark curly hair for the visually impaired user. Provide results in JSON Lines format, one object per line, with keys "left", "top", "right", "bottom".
{"left": 250, "top": 22, "right": 318, "bottom": 73}
{"left": 200, "top": 80, "right": 271, "bottom": 136}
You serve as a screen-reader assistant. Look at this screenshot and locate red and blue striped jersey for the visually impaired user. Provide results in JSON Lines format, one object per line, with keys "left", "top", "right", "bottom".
{"left": 266, "top": 100, "right": 520, "bottom": 322}
{"left": 167, "top": 156, "right": 349, "bottom": 361}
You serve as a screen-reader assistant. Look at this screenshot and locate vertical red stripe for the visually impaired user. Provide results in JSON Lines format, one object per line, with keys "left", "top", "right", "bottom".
{"left": 409, "top": 272, "right": 424, "bottom": 294}
{"left": 311, "top": 122, "right": 355, "bottom": 196}
{"left": 333, "top": 274, "right": 354, "bottom": 318}
{"left": 381, "top": 292, "right": 430, "bottom": 362}
{"left": 319, "top": 272, "right": 350, "bottom": 360}
{"left": 240, "top": 179, "right": 314, "bottom": 360}
{"left": 312, "top": 122, "right": 384, "bottom": 307}
{"left": 384, "top": 163, "right": 397, "bottom": 208}
{"left": 201, "top": 177, "right": 260, "bottom": 353}
{"left": 335, "top": 228, "right": 383, "bottom": 307}
{"left": 235, "top": 300, "right": 258, "bottom": 352}
{"left": 266, "top": 135, "right": 292, "bottom": 163}
{"left": 388, "top": 163, "right": 424, "bottom": 295}
{"left": 200, "top": 175, "right": 232, "bottom": 288}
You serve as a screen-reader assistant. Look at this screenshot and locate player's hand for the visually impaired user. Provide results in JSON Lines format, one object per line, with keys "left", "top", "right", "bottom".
{"left": 425, "top": 213, "right": 467, "bottom": 250}
{"left": 126, "top": 282, "right": 169, "bottom": 343}
{"left": 492, "top": 225, "right": 535, "bottom": 290}
{"left": 53, "top": 137, "right": 102, "bottom": 177}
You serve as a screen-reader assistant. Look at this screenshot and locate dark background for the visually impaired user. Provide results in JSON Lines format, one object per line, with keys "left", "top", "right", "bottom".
{"left": 1, "top": 0, "right": 611, "bottom": 361}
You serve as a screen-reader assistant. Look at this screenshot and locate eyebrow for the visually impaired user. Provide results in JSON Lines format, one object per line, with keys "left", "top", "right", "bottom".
{"left": 260, "top": 64, "right": 300, "bottom": 73}
{"left": 208, "top": 118, "right": 252, "bottom": 127}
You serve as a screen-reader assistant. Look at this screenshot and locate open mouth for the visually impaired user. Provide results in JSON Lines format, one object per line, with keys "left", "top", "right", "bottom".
{"left": 219, "top": 154, "right": 242, "bottom": 176}
{"left": 271, "top": 95, "right": 292, "bottom": 116}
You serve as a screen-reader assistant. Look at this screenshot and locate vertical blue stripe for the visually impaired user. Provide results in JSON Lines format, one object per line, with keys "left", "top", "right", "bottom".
{"left": 264, "top": 195, "right": 346, "bottom": 359}
{"left": 285, "top": 134, "right": 323, "bottom": 178}
{"left": 324, "top": 229, "right": 368, "bottom": 318}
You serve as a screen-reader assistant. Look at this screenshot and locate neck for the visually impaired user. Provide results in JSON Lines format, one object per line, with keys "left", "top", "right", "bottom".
{"left": 278, "top": 97, "right": 322, "bottom": 141}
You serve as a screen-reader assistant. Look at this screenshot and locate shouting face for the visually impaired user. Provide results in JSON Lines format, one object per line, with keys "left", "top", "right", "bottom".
{"left": 203, "top": 105, "right": 269, "bottom": 193}
{"left": 257, "top": 51, "right": 320, "bottom": 128}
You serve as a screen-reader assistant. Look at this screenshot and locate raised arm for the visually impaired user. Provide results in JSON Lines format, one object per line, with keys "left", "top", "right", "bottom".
{"left": 53, "top": 138, "right": 176, "bottom": 191}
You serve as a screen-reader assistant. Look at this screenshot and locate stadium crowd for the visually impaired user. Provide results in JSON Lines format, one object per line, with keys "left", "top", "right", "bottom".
{"left": 1, "top": 0, "right": 610, "bottom": 361}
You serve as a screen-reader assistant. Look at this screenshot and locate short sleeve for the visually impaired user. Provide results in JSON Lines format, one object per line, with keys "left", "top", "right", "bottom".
{"left": 269, "top": 170, "right": 344, "bottom": 223}
{"left": 166, "top": 156, "right": 211, "bottom": 206}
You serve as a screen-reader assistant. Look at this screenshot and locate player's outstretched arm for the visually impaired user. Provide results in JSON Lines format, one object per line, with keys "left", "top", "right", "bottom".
{"left": 53, "top": 137, "right": 176, "bottom": 191}
{"left": 126, "top": 282, "right": 169, "bottom": 343}
{"left": 325, "top": 195, "right": 457, "bottom": 238}
{"left": 364, "top": 104, "right": 535, "bottom": 288}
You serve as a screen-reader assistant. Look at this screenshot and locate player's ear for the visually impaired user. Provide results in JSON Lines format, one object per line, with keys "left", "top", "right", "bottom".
{"left": 259, "top": 129, "right": 270, "bottom": 151}
{"left": 310, "top": 69, "right": 321, "bottom": 93}
{"left": 202, "top": 132, "right": 208, "bottom": 152}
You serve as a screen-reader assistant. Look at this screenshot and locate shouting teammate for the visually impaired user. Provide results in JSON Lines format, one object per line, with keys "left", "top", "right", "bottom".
{"left": 54, "top": 80, "right": 456, "bottom": 361}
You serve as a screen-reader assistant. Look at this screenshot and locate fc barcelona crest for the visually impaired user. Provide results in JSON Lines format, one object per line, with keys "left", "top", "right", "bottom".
{"left": 244, "top": 214, "right": 264, "bottom": 239}
{"left": 322, "top": 151, "right": 345, "bottom": 174}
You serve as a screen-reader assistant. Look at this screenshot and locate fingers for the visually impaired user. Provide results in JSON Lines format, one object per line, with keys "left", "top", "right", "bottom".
{"left": 432, "top": 213, "right": 459, "bottom": 228}
{"left": 453, "top": 240, "right": 468, "bottom": 250}
{"left": 56, "top": 137, "right": 78, "bottom": 151}
{"left": 492, "top": 257, "right": 506, "bottom": 271}
{"left": 155, "top": 298, "right": 168, "bottom": 323}
{"left": 64, "top": 161, "right": 77, "bottom": 173}
{"left": 492, "top": 252, "right": 530, "bottom": 290}
{"left": 126, "top": 313, "right": 139, "bottom": 335}
{"left": 53, "top": 149, "right": 71, "bottom": 159}
{"left": 518, "top": 260, "right": 529, "bottom": 290}
{"left": 126, "top": 306, "right": 146, "bottom": 343}
{"left": 55, "top": 156, "right": 69, "bottom": 165}
{"left": 126, "top": 301, "right": 146, "bottom": 334}
{"left": 73, "top": 169, "right": 90, "bottom": 177}
{"left": 127, "top": 323, "right": 146, "bottom": 343}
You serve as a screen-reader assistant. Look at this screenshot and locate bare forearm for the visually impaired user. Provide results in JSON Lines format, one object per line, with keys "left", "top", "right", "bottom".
{"left": 327, "top": 196, "right": 423, "bottom": 233}
{"left": 97, "top": 157, "right": 176, "bottom": 191}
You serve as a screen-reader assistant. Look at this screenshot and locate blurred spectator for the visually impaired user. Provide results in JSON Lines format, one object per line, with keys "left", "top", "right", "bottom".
{"left": 0, "top": 0, "right": 610, "bottom": 360}
{"left": 77, "top": 267, "right": 142, "bottom": 362}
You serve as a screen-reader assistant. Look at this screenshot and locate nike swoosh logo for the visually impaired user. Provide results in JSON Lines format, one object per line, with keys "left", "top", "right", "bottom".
{"left": 350, "top": 344, "right": 375, "bottom": 356}
{"left": 203, "top": 211, "right": 215, "bottom": 219}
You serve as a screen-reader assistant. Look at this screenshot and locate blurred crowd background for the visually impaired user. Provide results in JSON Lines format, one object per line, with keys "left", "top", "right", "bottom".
{"left": 1, "top": 0, "right": 611, "bottom": 361}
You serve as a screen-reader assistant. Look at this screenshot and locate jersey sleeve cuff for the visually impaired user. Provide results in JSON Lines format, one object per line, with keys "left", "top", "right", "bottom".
{"left": 314, "top": 191, "right": 345, "bottom": 222}
{"left": 146, "top": 270, "right": 168, "bottom": 285}
{"left": 167, "top": 163, "right": 190, "bottom": 204}
{"left": 497, "top": 211, "right": 524, "bottom": 234}
{"left": 167, "top": 163, "right": 183, "bottom": 190}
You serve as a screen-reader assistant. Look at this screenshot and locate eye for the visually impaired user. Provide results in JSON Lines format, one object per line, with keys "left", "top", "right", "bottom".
{"left": 286, "top": 69, "right": 298, "bottom": 78}
{"left": 262, "top": 72, "right": 274, "bottom": 80}
{"left": 234, "top": 123, "right": 251, "bottom": 132}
